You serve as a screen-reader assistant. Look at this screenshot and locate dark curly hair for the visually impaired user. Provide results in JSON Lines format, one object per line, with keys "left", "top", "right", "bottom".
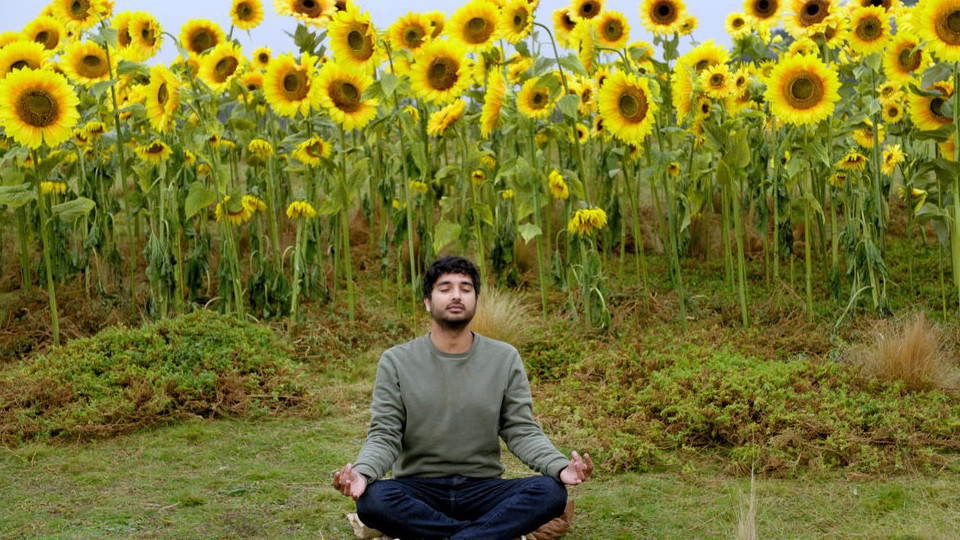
{"left": 422, "top": 256, "right": 481, "bottom": 299}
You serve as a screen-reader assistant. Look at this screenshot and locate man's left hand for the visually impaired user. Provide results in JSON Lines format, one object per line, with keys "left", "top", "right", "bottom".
{"left": 559, "top": 451, "right": 594, "bottom": 485}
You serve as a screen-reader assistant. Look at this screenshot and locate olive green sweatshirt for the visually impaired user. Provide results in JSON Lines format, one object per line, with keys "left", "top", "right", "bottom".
{"left": 352, "top": 333, "right": 570, "bottom": 482}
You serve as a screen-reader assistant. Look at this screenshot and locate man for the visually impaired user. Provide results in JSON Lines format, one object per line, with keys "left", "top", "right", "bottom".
{"left": 334, "top": 256, "right": 593, "bottom": 540}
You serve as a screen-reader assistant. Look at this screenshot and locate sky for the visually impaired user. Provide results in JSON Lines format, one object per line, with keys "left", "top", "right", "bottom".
{"left": 4, "top": 0, "right": 734, "bottom": 64}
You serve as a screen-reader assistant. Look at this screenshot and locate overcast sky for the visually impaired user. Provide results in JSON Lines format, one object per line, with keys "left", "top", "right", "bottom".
{"left": 4, "top": 0, "right": 734, "bottom": 63}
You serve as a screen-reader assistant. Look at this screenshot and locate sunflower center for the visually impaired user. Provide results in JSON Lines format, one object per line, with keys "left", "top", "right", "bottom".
{"left": 651, "top": 1, "right": 678, "bottom": 25}
{"left": 157, "top": 82, "right": 169, "bottom": 106}
{"left": 732, "top": 17, "right": 745, "bottom": 29}
{"left": 237, "top": 2, "right": 254, "bottom": 20}
{"left": 35, "top": 30, "right": 50, "bottom": 47}
{"left": 694, "top": 59, "right": 716, "bottom": 73}
{"left": 710, "top": 73, "right": 725, "bottom": 87}
{"left": 531, "top": 88, "right": 548, "bottom": 108}
{"left": 618, "top": 88, "right": 649, "bottom": 123}
{"left": 603, "top": 20, "right": 623, "bottom": 40}
{"left": 16, "top": 88, "right": 60, "bottom": 128}
{"left": 799, "top": 0, "right": 828, "bottom": 27}
{"left": 190, "top": 30, "right": 216, "bottom": 54}
{"left": 513, "top": 11, "right": 528, "bottom": 31}
{"left": 930, "top": 97, "right": 952, "bottom": 122}
{"left": 856, "top": 16, "right": 881, "bottom": 41}
{"left": 403, "top": 26, "right": 425, "bottom": 48}
{"left": 70, "top": 0, "right": 90, "bottom": 18}
{"left": 295, "top": 0, "right": 323, "bottom": 18}
{"left": 934, "top": 9, "right": 960, "bottom": 45}
{"left": 11, "top": 60, "right": 30, "bottom": 71}
{"left": 784, "top": 72, "right": 824, "bottom": 110}
{"left": 307, "top": 141, "right": 324, "bottom": 157}
{"left": 752, "top": 0, "right": 776, "bottom": 18}
{"left": 428, "top": 57, "right": 459, "bottom": 90}
{"left": 141, "top": 25, "right": 157, "bottom": 45}
{"left": 258, "top": 52, "right": 270, "bottom": 64}
{"left": 898, "top": 47, "right": 921, "bottom": 72}
{"left": 147, "top": 142, "right": 164, "bottom": 154}
{"left": 77, "top": 53, "right": 109, "bottom": 79}
{"left": 214, "top": 56, "right": 239, "bottom": 81}
{"left": 331, "top": 79, "right": 361, "bottom": 112}
{"left": 580, "top": 1, "right": 600, "bottom": 19}
{"left": 465, "top": 16, "right": 495, "bottom": 44}
{"left": 281, "top": 68, "right": 310, "bottom": 100}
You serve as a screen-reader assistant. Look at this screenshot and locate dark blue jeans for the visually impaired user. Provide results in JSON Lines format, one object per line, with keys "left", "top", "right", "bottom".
{"left": 356, "top": 475, "right": 567, "bottom": 540}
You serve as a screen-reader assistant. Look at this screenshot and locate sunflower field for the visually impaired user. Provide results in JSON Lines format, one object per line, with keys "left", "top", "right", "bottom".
{"left": 1, "top": 0, "right": 959, "bottom": 345}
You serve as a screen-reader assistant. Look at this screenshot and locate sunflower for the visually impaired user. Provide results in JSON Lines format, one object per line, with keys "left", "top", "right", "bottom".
{"left": 916, "top": 0, "right": 960, "bottom": 62}
{"left": 217, "top": 195, "right": 254, "bottom": 225}
{"left": 500, "top": 0, "right": 535, "bottom": 44}
{"left": 852, "top": 120, "right": 884, "bottom": 148}
{"left": 426, "top": 98, "right": 466, "bottom": 137}
{"left": 263, "top": 52, "right": 320, "bottom": 118}
{"left": 571, "top": 77, "right": 597, "bottom": 114}
{"left": 180, "top": 19, "right": 225, "bottom": 57}
{"left": 0, "top": 41, "right": 48, "bottom": 80}
{"left": 409, "top": 180, "right": 429, "bottom": 194}
{"left": 854, "top": 0, "right": 899, "bottom": 10}
{"left": 424, "top": 11, "right": 446, "bottom": 38}
{"left": 517, "top": 78, "right": 557, "bottom": 120}
{"left": 701, "top": 64, "right": 734, "bottom": 99}
{"left": 569, "top": 22, "right": 596, "bottom": 72}
{"left": 23, "top": 16, "right": 65, "bottom": 51}
{"left": 292, "top": 136, "right": 332, "bottom": 165}
{"left": 847, "top": 5, "right": 890, "bottom": 56}
{"left": 940, "top": 135, "right": 957, "bottom": 160}
{"left": 409, "top": 40, "right": 472, "bottom": 104}
{"left": 135, "top": 140, "right": 172, "bottom": 163}
{"left": 247, "top": 138, "right": 274, "bottom": 158}
{"left": 144, "top": 64, "right": 181, "bottom": 133}
{"left": 446, "top": 0, "right": 500, "bottom": 53}
{"left": 127, "top": 11, "right": 163, "bottom": 62}
{"left": 672, "top": 40, "right": 728, "bottom": 121}
{"left": 316, "top": 61, "right": 378, "bottom": 131}
{"left": 61, "top": 40, "right": 114, "bottom": 88}
{"left": 480, "top": 68, "right": 505, "bottom": 138}
{"left": 501, "top": 189, "right": 515, "bottom": 200}
{"left": 0, "top": 67, "right": 79, "bottom": 149}
{"left": 548, "top": 170, "right": 570, "bottom": 199}
{"left": 764, "top": 53, "right": 840, "bottom": 126}
{"left": 678, "top": 39, "right": 730, "bottom": 75}
{"left": 239, "top": 71, "right": 263, "bottom": 97}
{"left": 567, "top": 207, "right": 607, "bottom": 235}
{"left": 908, "top": 81, "right": 954, "bottom": 131}
{"left": 593, "top": 10, "right": 629, "bottom": 49}
{"left": 113, "top": 11, "right": 134, "bottom": 51}
{"left": 286, "top": 200, "right": 317, "bottom": 219}
{"left": 784, "top": 0, "right": 835, "bottom": 38}
{"left": 881, "top": 100, "right": 904, "bottom": 123}
{"left": 837, "top": 150, "right": 868, "bottom": 171}
{"left": 883, "top": 34, "right": 926, "bottom": 84}
{"left": 679, "top": 14, "right": 698, "bottom": 34}
{"left": 232, "top": 0, "right": 265, "bottom": 30}
{"left": 828, "top": 171, "right": 848, "bottom": 188}
{"left": 199, "top": 42, "right": 244, "bottom": 93}
{"left": 597, "top": 70, "right": 658, "bottom": 146}
{"left": 52, "top": 0, "right": 105, "bottom": 32}
{"left": 389, "top": 12, "right": 433, "bottom": 51}
{"left": 40, "top": 181, "right": 67, "bottom": 195}
{"left": 639, "top": 0, "right": 687, "bottom": 35}
{"left": 273, "top": 0, "right": 337, "bottom": 27}
{"left": 744, "top": 0, "right": 781, "bottom": 27}
{"left": 570, "top": 0, "right": 604, "bottom": 21}
{"left": 881, "top": 144, "right": 905, "bottom": 175}
{"left": 471, "top": 169, "right": 486, "bottom": 184}
{"left": 553, "top": 8, "right": 578, "bottom": 46}
{"left": 726, "top": 12, "right": 751, "bottom": 40}
{"left": 328, "top": 5, "right": 379, "bottom": 71}
{"left": 506, "top": 54, "right": 532, "bottom": 84}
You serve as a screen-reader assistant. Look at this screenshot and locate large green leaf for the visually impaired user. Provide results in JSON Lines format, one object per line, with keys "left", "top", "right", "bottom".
{"left": 51, "top": 197, "right": 96, "bottom": 222}
{"left": 517, "top": 223, "right": 542, "bottom": 244}
{"left": 185, "top": 181, "right": 216, "bottom": 219}
{"left": 0, "top": 183, "right": 35, "bottom": 209}
{"left": 432, "top": 220, "right": 462, "bottom": 254}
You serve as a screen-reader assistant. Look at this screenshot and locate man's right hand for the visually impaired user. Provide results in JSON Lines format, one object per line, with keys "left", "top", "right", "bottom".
{"left": 332, "top": 463, "right": 367, "bottom": 500}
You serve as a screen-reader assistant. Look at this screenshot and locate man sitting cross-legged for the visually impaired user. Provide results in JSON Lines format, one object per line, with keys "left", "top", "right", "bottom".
{"left": 333, "top": 256, "right": 593, "bottom": 540}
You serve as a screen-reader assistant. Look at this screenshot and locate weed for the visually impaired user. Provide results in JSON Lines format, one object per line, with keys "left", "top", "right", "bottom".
{"left": 470, "top": 286, "right": 535, "bottom": 347}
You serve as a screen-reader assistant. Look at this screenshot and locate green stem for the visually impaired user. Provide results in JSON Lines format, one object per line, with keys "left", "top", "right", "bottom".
{"left": 338, "top": 128, "right": 356, "bottom": 322}
{"left": 35, "top": 178, "right": 60, "bottom": 346}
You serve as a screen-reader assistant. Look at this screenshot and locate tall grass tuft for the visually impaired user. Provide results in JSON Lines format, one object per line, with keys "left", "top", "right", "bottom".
{"left": 852, "top": 313, "right": 960, "bottom": 392}
{"left": 470, "top": 287, "right": 534, "bottom": 347}
{"left": 736, "top": 468, "right": 757, "bottom": 540}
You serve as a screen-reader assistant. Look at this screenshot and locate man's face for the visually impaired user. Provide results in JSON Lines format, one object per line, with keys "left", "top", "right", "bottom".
{"left": 424, "top": 272, "right": 478, "bottom": 330}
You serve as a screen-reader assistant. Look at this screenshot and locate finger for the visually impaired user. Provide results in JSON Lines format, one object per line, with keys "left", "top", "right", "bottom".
{"left": 333, "top": 472, "right": 341, "bottom": 488}
{"left": 583, "top": 453, "right": 595, "bottom": 474}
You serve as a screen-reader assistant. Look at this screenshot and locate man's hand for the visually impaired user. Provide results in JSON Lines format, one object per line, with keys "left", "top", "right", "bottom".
{"left": 559, "top": 451, "right": 594, "bottom": 485}
{"left": 332, "top": 463, "right": 367, "bottom": 500}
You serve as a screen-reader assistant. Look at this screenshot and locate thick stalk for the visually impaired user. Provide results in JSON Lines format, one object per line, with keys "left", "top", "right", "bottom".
{"left": 36, "top": 181, "right": 60, "bottom": 346}
{"left": 338, "top": 129, "right": 356, "bottom": 322}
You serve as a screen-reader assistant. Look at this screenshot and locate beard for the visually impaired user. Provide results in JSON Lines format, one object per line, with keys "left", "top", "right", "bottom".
{"left": 429, "top": 301, "right": 475, "bottom": 330}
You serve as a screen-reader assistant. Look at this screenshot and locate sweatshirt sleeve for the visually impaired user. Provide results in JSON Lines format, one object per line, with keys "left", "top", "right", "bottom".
{"left": 353, "top": 353, "right": 405, "bottom": 482}
{"left": 499, "top": 352, "right": 570, "bottom": 480}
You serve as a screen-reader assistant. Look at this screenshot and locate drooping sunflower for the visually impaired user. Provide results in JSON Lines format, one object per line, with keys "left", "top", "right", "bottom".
{"left": 881, "top": 144, "right": 905, "bottom": 175}
{"left": 764, "top": 53, "right": 840, "bottom": 126}
{"left": 292, "top": 136, "right": 332, "bottom": 165}
{"left": 40, "top": 181, "right": 67, "bottom": 195}
{"left": 852, "top": 120, "right": 884, "bottom": 148}
{"left": 553, "top": 8, "right": 578, "bottom": 46}
{"left": 23, "top": 16, "right": 65, "bottom": 51}
{"left": 567, "top": 207, "right": 607, "bottom": 235}
{"left": 127, "top": 11, "right": 163, "bottom": 62}
{"left": 426, "top": 98, "right": 466, "bottom": 137}
{"left": 144, "top": 64, "right": 181, "bottom": 133}
{"left": 639, "top": 0, "right": 687, "bottom": 35}
{"left": 726, "top": 12, "right": 751, "bottom": 40}
{"left": 916, "top": 0, "right": 960, "bottom": 62}
{"left": 908, "top": 81, "right": 954, "bottom": 131}
{"left": 409, "top": 39, "right": 472, "bottom": 104}
{"left": 594, "top": 10, "right": 630, "bottom": 49}
{"left": 286, "top": 200, "right": 317, "bottom": 219}
{"left": 327, "top": 5, "right": 380, "bottom": 71}
{"left": 52, "top": 0, "right": 106, "bottom": 32}
{"left": 784, "top": 0, "right": 835, "bottom": 38}
{"left": 199, "top": 42, "right": 244, "bottom": 93}
{"left": 837, "top": 150, "right": 868, "bottom": 171}
{"left": 597, "top": 70, "right": 658, "bottom": 146}
{"left": 263, "top": 52, "right": 320, "bottom": 118}
{"left": 883, "top": 35, "right": 926, "bottom": 84}
{"left": 388, "top": 12, "right": 433, "bottom": 51}
{"left": 0, "top": 40, "right": 47, "bottom": 78}
{"left": 248, "top": 138, "right": 274, "bottom": 158}
{"left": 316, "top": 61, "right": 378, "bottom": 131}
{"left": 570, "top": 0, "right": 604, "bottom": 21}
{"left": 569, "top": 21, "right": 596, "bottom": 72}
{"left": 135, "top": 140, "right": 172, "bottom": 163}
{"left": 0, "top": 67, "right": 79, "bottom": 149}
{"left": 672, "top": 40, "right": 729, "bottom": 121}
{"left": 701, "top": 64, "right": 734, "bottom": 99}
{"left": 424, "top": 11, "right": 446, "bottom": 38}
{"left": 180, "top": 19, "right": 225, "bottom": 57}
{"left": 446, "top": 0, "right": 500, "bottom": 53}
{"left": 242, "top": 194, "right": 267, "bottom": 213}
{"left": 113, "top": 11, "right": 134, "bottom": 53}
{"left": 517, "top": 77, "right": 557, "bottom": 120}
{"left": 548, "top": 170, "right": 570, "bottom": 199}
{"left": 232, "top": 0, "right": 265, "bottom": 30}
{"left": 744, "top": 0, "right": 781, "bottom": 27}
{"left": 480, "top": 68, "right": 506, "bottom": 139}
{"left": 847, "top": 5, "right": 890, "bottom": 56}
{"left": 61, "top": 40, "right": 115, "bottom": 87}
{"left": 500, "top": 0, "right": 535, "bottom": 44}
{"left": 273, "top": 0, "right": 337, "bottom": 27}
{"left": 570, "top": 77, "right": 597, "bottom": 115}
{"left": 217, "top": 195, "right": 254, "bottom": 225}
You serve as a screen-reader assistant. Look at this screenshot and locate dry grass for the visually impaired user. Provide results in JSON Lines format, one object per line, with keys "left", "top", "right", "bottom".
{"left": 736, "top": 469, "right": 757, "bottom": 540}
{"left": 470, "top": 286, "right": 534, "bottom": 347}
{"left": 852, "top": 313, "right": 960, "bottom": 392}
